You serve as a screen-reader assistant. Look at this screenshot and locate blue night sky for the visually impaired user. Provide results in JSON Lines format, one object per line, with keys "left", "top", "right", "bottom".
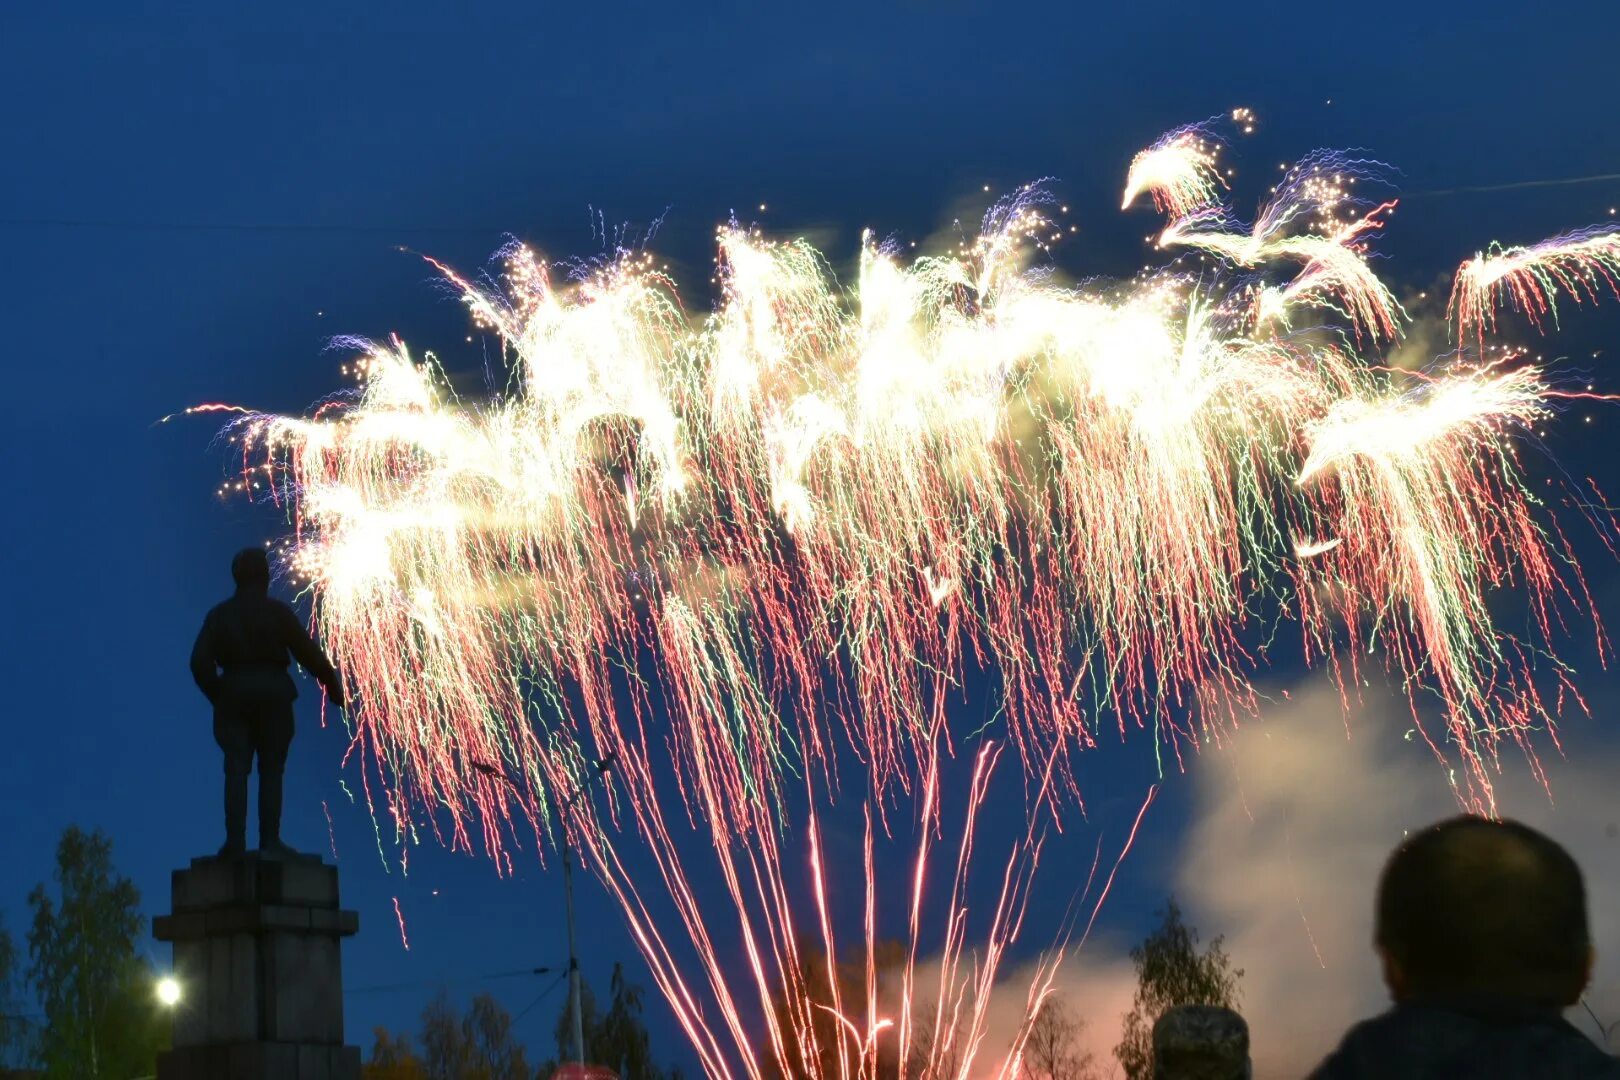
{"left": 4, "top": 2, "right": 1620, "bottom": 1074}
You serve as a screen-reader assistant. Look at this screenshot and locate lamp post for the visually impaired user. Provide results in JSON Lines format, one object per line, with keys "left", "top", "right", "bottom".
{"left": 558, "top": 753, "right": 617, "bottom": 1070}
{"left": 132, "top": 974, "right": 181, "bottom": 1080}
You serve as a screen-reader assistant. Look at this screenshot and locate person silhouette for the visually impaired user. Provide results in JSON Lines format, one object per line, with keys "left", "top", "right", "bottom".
{"left": 1309, "top": 814, "right": 1618, "bottom": 1078}
{"left": 189, "top": 547, "right": 344, "bottom": 857}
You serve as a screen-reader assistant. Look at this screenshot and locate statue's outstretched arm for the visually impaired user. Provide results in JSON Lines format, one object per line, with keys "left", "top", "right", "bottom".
{"left": 280, "top": 602, "right": 344, "bottom": 707}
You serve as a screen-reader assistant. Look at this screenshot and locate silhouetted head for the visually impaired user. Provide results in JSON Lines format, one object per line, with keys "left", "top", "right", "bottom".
{"left": 1375, "top": 814, "right": 1591, "bottom": 1007}
{"left": 230, "top": 547, "right": 271, "bottom": 592}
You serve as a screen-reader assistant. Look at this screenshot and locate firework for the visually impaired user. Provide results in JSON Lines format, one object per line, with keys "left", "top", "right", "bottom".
{"left": 1292, "top": 364, "right": 1560, "bottom": 807}
{"left": 1157, "top": 149, "right": 1392, "bottom": 257}
{"left": 1148, "top": 149, "right": 1404, "bottom": 344}
{"left": 1255, "top": 227, "right": 1404, "bottom": 343}
{"left": 206, "top": 120, "right": 1606, "bottom": 1078}
{"left": 1121, "top": 119, "right": 1229, "bottom": 218}
{"left": 1449, "top": 225, "right": 1620, "bottom": 342}
{"left": 1151, "top": 150, "right": 1404, "bottom": 343}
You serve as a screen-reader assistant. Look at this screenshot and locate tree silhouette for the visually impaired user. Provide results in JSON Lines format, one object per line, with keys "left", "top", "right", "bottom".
{"left": 364, "top": 991, "right": 531, "bottom": 1080}
{"left": 764, "top": 938, "right": 909, "bottom": 1079}
{"left": 596, "top": 963, "right": 664, "bottom": 1080}
{"left": 1114, "top": 898, "right": 1242, "bottom": 1080}
{"left": 26, "top": 826, "right": 167, "bottom": 1079}
{"left": 540, "top": 975, "right": 600, "bottom": 1077}
{"left": 906, "top": 1013, "right": 961, "bottom": 1080}
{"left": 1021, "top": 993, "right": 1099, "bottom": 1080}
{"left": 361, "top": 967, "right": 679, "bottom": 1079}
{"left": 1, "top": 913, "right": 33, "bottom": 1069}
{"left": 539, "top": 963, "right": 679, "bottom": 1079}
{"left": 363, "top": 1027, "right": 428, "bottom": 1079}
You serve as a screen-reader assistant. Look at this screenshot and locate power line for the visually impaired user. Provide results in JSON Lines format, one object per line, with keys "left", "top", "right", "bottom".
{"left": 1409, "top": 172, "right": 1620, "bottom": 198}
{"left": 347, "top": 965, "right": 554, "bottom": 996}
{"left": 512, "top": 969, "right": 570, "bottom": 1027}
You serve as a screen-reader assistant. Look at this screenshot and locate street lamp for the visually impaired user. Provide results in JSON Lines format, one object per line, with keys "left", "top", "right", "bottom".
{"left": 558, "top": 753, "right": 617, "bottom": 1070}
{"left": 473, "top": 750, "right": 616, "bottom": 1071}
{"left": 155, "top": 975, "right": 182, "bottom": 1008}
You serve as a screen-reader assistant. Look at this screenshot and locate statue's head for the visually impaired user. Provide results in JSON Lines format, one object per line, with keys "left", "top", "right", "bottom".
{"left": 231, "top": 547, "right": 271, "bottom": 591}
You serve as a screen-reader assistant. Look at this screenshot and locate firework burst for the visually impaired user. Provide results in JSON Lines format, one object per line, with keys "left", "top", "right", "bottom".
{"left": 205, "top": 120, "right": 1609, "bottom": 1078}
{"left": 1450, "top": 226, "right": 1620, "bottom": 343}
{"left": 1121, "top": 114, "right": 1243, "bottom": 218}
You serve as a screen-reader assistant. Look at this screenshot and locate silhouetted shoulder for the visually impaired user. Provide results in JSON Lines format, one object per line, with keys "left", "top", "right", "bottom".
{"left": 197, "top": 599, "right": 233, "bottom": 637}
{"left": 1310, "top": 1006, "right": 1620, "bottom": 1079}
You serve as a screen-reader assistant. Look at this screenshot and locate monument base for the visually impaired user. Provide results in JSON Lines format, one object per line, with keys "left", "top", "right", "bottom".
{"left": 154, "top": 852, "right": 361, "bottom": 1080}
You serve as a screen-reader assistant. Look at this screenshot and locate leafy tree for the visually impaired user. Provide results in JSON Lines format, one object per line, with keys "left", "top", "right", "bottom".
{"left": 596, "top": 963, "right": 664, "bottom": 1080}
{"left": 1, "top": 914, "right": 35, "bottom": 1069}
{"left": 1114, "top": 898, "right": 1242, "bottom": 1080}
{"left": 362, "top": 1026, "right": 428, "bottom": 1079}
{"left": 370, "top": 966, "right": 679, "bottom": 1080}
{"left": 462, "top": 992, "right": 532, "bottom": 1079}
{"left": 540, "top": 964, "right": 678, "bottom": 1080}
{"left": 1020, "top": 993, "right": 1098, "bottom": 1080}
{"left": 539, "top": 974, "right": 599, "bottom": 1078}
{"left": 412, "top": 990, "right": 530, "bottom": 1080}
{"left": 26, "top": 826, "right": 167, "bottom": 1079}
{"left": 906, "top": 1015, "right": 961, "bottom": 1080}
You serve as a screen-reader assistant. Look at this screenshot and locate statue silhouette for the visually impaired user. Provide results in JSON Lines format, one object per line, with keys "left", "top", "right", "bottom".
{"left": 189, "top": 548, "right": 344, "bottom": 858}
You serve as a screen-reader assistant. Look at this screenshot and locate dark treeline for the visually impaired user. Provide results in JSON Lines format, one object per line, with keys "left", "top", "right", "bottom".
{"left": 0, "top": 830, "right": 1240, "bottom": 1080}
{"left": 363, "top": 962, "right": 683, "bottom": 1080}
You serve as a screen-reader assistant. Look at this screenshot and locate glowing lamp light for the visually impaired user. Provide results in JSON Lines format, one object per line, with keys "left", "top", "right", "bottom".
{"left": 156, "top": 976, "right": 182, "bottom": 1007}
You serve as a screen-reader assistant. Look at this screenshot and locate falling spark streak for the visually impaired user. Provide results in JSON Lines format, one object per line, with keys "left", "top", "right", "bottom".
{"left": 1079, "top": 785, "right": 1158, "bottom": 950}
{"left": 322, "top": 799, "right": 339, "bottom": 861}
{"left": 157, "top": 401, "right": 257, "bottom": 425}
{"left": 392, "top": 896, "right": 409, "bottom": 951}
{"left": 1284, "top": 825, "right": 1328, "bottom": 971}
{"left": 200, "top": 118, "right": 1613, "bottom": 1077}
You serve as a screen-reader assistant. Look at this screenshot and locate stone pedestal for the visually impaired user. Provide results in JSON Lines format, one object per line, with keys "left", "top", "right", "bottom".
{"left": 153, "top": 853, "right": 362, "bottom": 1080}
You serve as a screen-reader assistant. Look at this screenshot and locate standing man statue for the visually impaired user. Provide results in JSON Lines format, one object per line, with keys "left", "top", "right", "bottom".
{"left": 190, "top": 547, "right": 344, "bottom": 858}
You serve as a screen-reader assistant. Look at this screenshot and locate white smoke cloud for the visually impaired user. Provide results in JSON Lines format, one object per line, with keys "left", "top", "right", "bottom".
{"left": 979, "top": 673, "right": 1620, "bottom": 1076}
{"left": 1384, "top": 308, "right": 1454, "bottom": 372}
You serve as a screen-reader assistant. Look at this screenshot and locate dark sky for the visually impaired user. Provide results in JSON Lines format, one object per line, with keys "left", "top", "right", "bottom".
{"left": 4, "top": 1, "right": 1620, "bottom": 1072}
